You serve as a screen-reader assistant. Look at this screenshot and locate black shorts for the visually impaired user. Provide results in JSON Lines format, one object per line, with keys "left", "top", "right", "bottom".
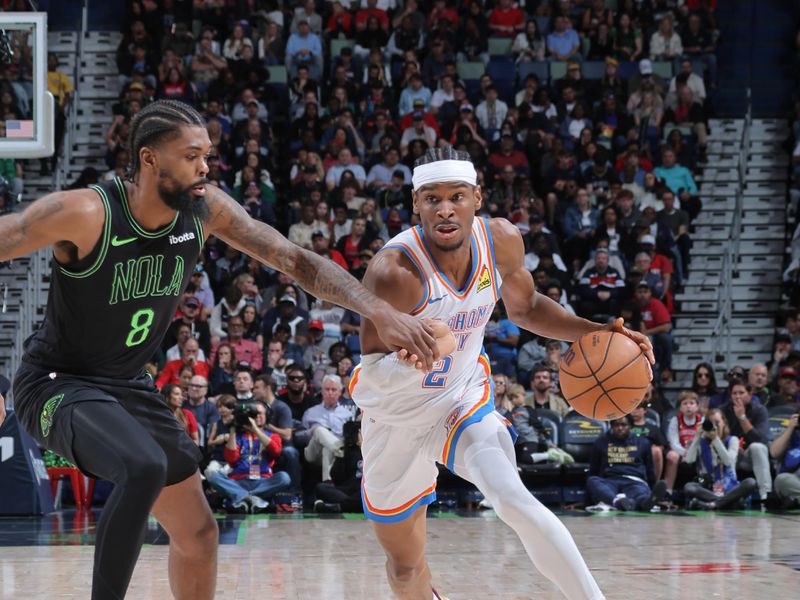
{"left": 13, "top": 362, "right": 202, "bottom": 486}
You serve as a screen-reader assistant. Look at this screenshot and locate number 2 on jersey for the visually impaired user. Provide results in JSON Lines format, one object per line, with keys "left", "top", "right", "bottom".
{"left": 422, "top": 355, "right": 453, "bottom": 388}
{"left": 126, "top": 308, "right": 154, "bottom": 347}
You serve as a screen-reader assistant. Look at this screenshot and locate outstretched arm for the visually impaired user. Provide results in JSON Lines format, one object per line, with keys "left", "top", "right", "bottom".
{"left": 490, "top": 218, "right": 655, "bottom": 363}
{"left": 203, "top": 187, "right": 439, "bottom": 369}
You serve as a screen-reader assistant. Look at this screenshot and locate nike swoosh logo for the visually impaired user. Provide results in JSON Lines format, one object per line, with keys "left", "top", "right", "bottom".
{"left": 111, "top": 235, "right": 137, "bottom": 247}
{"left": 428, "top": 295, "right": 448, "bottom": 304}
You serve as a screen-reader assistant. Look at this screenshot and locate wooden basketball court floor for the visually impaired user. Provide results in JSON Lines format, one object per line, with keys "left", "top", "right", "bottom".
{"left": 1, "top": 509, "right": 799, "bottom": 599}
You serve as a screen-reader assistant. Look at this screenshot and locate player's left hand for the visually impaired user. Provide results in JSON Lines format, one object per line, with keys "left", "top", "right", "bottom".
{"left": 374, "top": 311, "right": 440, "bottom": 372}
{"left": 396, "top": 319, "right": 455, "bottom": 370}
{"left": 604, "top": 317, "right": 656, "bottom": 365}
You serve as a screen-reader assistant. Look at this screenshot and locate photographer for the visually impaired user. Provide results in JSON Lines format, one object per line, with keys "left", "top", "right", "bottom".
{"left": 683, "top": 409, "right": 757, "bottom": 510}
{"left": 314, "top": 420, "right": 364, "bottom": 514}
{"left": 770, "top": 409, "right": 800, "bottom": 509}
{"left": 206, "top": 399, "right": 291, "bottom": 513}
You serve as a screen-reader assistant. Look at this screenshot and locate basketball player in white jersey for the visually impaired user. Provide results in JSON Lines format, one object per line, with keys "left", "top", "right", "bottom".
{"left": 350, "top": 148, "right": 655, "bottom": 600}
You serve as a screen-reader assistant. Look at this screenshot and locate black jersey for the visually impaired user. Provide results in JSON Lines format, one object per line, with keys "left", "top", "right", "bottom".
{"left": 22, "top": 177, "right": 205, "bottom": 379}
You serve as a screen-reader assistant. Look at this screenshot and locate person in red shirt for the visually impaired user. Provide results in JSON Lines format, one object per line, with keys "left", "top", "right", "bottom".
{"left": 355, "top": 0, "right": 389, "bottom": 31}
{"left": 489, "top": 0, "right": 525, "bottom": 37}
{"left": 636, "top": 281, "right": 673, "bottom": 381}
{"left": 163, "top": 383, "right": 200, "bottom": 446}
{"left": 488, "top": 133, "right": 531, "bottom": 177}
{"left": 326, "top": 1, "right": 354, "bottom": 37}
{"left": 311, "top": 230, "right": 349, "bottom": 270}
{"left": 156, "top": 337, "right": 211, "bottom": 389}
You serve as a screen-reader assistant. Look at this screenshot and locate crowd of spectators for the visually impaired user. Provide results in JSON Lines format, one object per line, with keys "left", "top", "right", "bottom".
{"left": 61, "top": 0, "right": 795, "bottom": 514}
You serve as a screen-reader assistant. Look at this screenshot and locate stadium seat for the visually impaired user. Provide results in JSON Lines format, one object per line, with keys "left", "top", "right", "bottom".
{"left": 457, "top": 61, "right": 486, "bottom": 81}
{"left": 559, "top": 411, "right": 605, "bottom": 503}
{"left": 550, "top": 61, "right": 568, "bottom": 80}
{"left": 618, "top": 60, "right": 639, "bottom": 79}
{"left": 518, "top": 60, "right": 548, "bottom": 84}
{"left": 645, "top": 408, "right": 661, "bottom": 428}
{"left": 329, "top": 38, "right": 354, "bottom": 58}
{"left": 581, "top": 61, "right": 606, "bottom": 80}
{"left": 266, "top": 65, "right": 288, "bottom": 84}
{"left": 488, "top": 37, "right": 513, "bottom": 57}
{"left": 534, "top": 408, "right": 563, "bottom": 439}
{"left": 487, "top": 59, "right": 516, "bottom": 103}
{"left": 767, "top": 406, "right": 797, "bottom": 442}
{"left": 652, "top": 61, "right": 673, "bottom": 79}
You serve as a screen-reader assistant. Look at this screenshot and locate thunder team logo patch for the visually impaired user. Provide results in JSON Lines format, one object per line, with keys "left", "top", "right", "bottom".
{"left": 40, "top": 393, "right": 64, "bottom": 438}
{"left": 476, "top": 265, "right": 492, "bottom": 293}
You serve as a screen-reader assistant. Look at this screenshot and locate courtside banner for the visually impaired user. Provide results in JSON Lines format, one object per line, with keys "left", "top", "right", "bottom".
{"left": 0, "top": 411, "right": 54, "bottom": 515}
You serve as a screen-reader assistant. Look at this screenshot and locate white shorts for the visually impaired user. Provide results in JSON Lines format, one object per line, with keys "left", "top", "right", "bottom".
{"left": 360, "top": 378, "right": 516, "bottom": 523}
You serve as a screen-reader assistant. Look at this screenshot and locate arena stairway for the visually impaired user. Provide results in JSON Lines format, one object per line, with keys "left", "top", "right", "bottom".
{"left": 0, "top": 31, "right": 118, "bottom": 383}
{"left": 670, "top": 118, "right": 786, "bottom": 387}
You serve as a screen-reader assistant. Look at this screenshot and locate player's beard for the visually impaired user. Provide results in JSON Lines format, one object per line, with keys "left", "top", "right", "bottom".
{"left": 158, "top": 170, "right": 210, "bottom": 221}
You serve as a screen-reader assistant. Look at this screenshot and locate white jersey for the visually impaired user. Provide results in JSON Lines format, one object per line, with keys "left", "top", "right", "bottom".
{"left": 351, "top": 217, "right": 503, "bottom": 427}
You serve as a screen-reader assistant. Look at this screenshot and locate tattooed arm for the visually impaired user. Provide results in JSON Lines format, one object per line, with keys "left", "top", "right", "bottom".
{"left": 203, "top": 186, "right": 440, "bottom": 369}
{"left": 0, "top": 189, "right": 105, "bottom": 263}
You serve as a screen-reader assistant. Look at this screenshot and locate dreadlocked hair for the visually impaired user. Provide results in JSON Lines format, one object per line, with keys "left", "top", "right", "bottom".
{"left": 126, "top": 99, "right": 206, "bottom": 182}
{"left": 413, "top": 145, "right": 472, "bottom": 169}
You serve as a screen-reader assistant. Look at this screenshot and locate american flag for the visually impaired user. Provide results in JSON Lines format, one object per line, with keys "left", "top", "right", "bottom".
{"left": 6, "top": 120, "right": 34, "bottom": 138}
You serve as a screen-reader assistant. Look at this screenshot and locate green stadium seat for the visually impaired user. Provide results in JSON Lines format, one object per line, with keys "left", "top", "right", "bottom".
{"left": 457, "top": 61, "right": 486, "bottom": 80}
{"left": 550, "top": 61, "right": 568, "bottom": 80}
{"left": 266, "top": 65, "right": 287, "bottom": 84}
{"left": 488, "top": 37, "right": 513, "bottom": 57}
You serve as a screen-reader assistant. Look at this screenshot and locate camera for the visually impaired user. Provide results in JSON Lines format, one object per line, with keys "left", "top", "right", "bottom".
{"left": 233, "top": 402, "right": 259, "bottom": 430}
{"left": 702, "top": 419, "right": 715, "bottom": 432}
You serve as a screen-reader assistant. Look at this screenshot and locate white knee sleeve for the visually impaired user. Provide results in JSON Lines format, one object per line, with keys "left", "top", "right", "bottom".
{"left": 453, "top": 416, "right": 605, "bottom": 600}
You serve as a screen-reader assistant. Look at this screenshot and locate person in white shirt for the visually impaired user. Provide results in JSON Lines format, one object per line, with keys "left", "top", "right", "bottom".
{"left": 430, "top": 74, "right": 455, "bottom": 114}
{"left": 475, "top": 85, "right": 508, "bottom": 139}
{"left": 400, "top": 113, "right": 438, "bottom": 157}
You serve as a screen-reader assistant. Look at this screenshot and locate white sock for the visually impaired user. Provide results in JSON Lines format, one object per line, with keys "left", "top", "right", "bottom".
{"left": 531, "top": 452, "right": 550, "bottom": 463}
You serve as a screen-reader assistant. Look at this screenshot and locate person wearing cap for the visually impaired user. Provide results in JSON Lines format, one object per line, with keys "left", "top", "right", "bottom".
{"left": 312, "top": 229, "right": 349, "bottom": 270}
{"left": 649, "top": 14, "right": 682, "bottom": 62}
{"left": 304, "top": 319, "right": 336, "bottom": 387}
{"left": 627, "top": 58, "right": 666, "bottom": 97}
{"left": 635, "top": 281, "right": 672, "bottom": 381}
{"left": 400, "top": 111, "right": 438, "bottom": 157}
{"left": 285, "top": 15, "right": 323, "bottom": 79}
{"left": 398, "top": 73, "right": 432, "bottom": 117}
{"left": 767, "top": 367, "right": 800, "bottom": 408}
{"left": 398, "top": 98, "right": 441, "bottom": 136}
{"left": 546, "top": 15, "right": 581, "bottom": 61}
{"left": 262, "top": 292, "right": 309, "bottom": 348}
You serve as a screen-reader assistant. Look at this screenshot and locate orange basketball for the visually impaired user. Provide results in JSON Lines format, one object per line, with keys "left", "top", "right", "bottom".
{"left": 558, "top": 331, "right": 651, "bottom": 421}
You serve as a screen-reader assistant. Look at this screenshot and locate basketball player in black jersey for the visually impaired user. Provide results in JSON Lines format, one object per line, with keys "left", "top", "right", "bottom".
{"left": 0, "top": 100, "right": 440, "bottom": 600}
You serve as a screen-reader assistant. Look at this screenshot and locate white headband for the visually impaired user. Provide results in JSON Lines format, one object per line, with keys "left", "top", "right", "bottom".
{"left": 412, "top": 160, "right": 477, "bottom": 192}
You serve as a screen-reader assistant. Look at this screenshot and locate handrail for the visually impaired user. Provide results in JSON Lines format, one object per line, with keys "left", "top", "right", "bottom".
{"left": 706, "top": 88, "right": 751, "bottom": 370}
